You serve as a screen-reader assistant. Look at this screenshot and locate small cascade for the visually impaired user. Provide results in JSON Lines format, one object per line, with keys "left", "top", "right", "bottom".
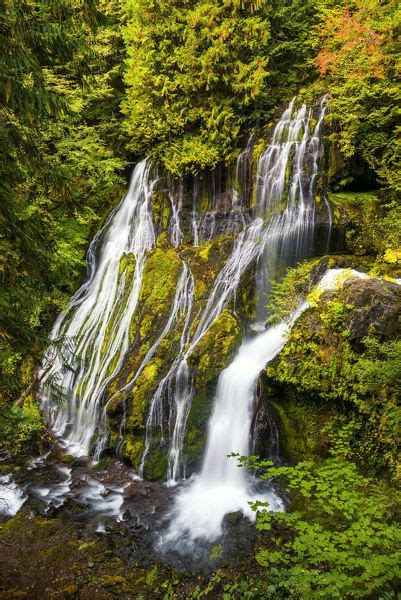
{"left": 236, "top": 131, "right": 255, "bottom": 205}
{"left": 191, "top": 178, "right": 200, "bottom": 246}
{"left": 41, "top": 160, "right": 156, "bottom": 456}
{"left": 255, "top": 97, "right": 328, "bottom": 323}
{"left": 0, "top": 475, "right": 26, "bottom": 518}
{"left": 138, "top": 267, "right": 195, "bottom": 480}
{"left": 169, "top": 182, "right": 184, "bottom": 247}
{"left": 112, "top": 260, "right": 195, "bottom": 456}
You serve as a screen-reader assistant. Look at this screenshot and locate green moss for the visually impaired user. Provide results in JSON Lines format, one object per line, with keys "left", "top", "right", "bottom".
{"left": 182, "top": 388, "right": 214, "bottom": 471}
{"left": 143, "top": 447, "right": 168, "bottom": 480}
{"left": 139, "top": 247, "right": 181, "bottom": 316}
{"left": 122, "top": 434, "right": 143, "bottom": 467}
{"left": 194, "top": 278, "right": 207, "bottom": 300}
{"left": 151, "top": 190, "right": 170, "bottom": 230}
{"left": 119, "top": 252, "right": 135, "bottom": 278}
{"left": 101, "top": 256, "right": 137, "bottom": 357}
{"left": 100, "top": 574, "right": 127, "bottom": 588}
{"left": 267, "top": 281, "right": 401, "bottom": 477}
{"left": 126, "top": 359, "right": 163, "bottom": 430}
{"left": 198, "top": 242, "right": 213, "bottom": 261}
{"left": 268, "top": 394, "right": 337, "bottom": 462}
{"left": 187, "top": 309, "right": 241, "bottom": 383}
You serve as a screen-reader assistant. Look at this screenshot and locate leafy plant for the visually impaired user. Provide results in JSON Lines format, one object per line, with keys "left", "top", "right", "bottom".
{"left": 242, "top": 449, "right": 401, "bottom": 598}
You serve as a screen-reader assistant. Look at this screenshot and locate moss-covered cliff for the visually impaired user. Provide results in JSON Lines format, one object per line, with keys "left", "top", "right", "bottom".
{"left": 266, "top": 263, "right": 401, "bottom": 479}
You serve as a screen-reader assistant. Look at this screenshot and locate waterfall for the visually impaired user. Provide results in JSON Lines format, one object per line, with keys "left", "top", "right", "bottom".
{"left": 41, "top": 97, "right": 328, "bottom": 488}
{"left": 165, "top": 97, "right": 329, "bottom": 541}
{"left": 166, "top": 269, "right": 347, "bottom": 543}
{"left": 41, "top": 160, "right": 156, "bottom": 456}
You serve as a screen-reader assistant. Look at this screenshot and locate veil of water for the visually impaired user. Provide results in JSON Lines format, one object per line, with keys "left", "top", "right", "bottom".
{"left": 165, "top": 268, "right": 349, "bottom": 544}
{"left": 40, "top": 98, "right": 328, "bottom": 513}
{"left": 165, "top": 97, "right": 329, "bottom": 542}
{"left": 41, "top": 160, "right": 156, "bottom": 456}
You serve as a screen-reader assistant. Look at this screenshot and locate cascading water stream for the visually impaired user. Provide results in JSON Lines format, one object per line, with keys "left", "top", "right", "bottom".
{"left": 254, "top": 97, "right": 327, "bottom": 323}
{"left": 156, "top": 97, "right": 328, "bottom": 483}
{"left": 165, "top": 268, "right": 350, "bottom": 543}
{"left": 169, "top": 182, "right": 184, "bottom": 248}
{"left": 41, "top": 160, "right": 156, "bottom": 456}
{"left": 165, "top": 97, "right": 329, "bottom": 541}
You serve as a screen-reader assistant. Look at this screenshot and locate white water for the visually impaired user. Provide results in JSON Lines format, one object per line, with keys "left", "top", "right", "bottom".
{"left": 159, "top": 97, "right": 328, "bottom": 481}
{"left": 41, "top": 160, "right": 156, "bottom": 456}
{"left": 0, "top": 475, "right": 26, "bottom": 517}
{"left": 169, "top": 182, "right": 184, "bottom": 247}
{"left": 166, "top": 268, "right": 360, "bottom": 542}
{"left": 41, "top": 98, "right": 329, "bottom": 489}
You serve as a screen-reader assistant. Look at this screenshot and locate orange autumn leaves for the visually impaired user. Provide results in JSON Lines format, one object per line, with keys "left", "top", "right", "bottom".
{"left": 316, "top": 5, "right": 386, "bottom": 81}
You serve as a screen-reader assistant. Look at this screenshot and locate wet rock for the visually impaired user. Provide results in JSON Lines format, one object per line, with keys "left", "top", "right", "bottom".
{"left": 224, "top": 511, "right": 244, "bottom": 526}
{"left": 214, "top": 190, "right": 233, "bottom": 212}
{"left": 199, "top": 209, "right": 251, "bottom": 240}
{"left": 59, "top": 454, "right": 75, "bottom": 465}
{"left": 342, "top": 277, "right": 401, "bottom": 341}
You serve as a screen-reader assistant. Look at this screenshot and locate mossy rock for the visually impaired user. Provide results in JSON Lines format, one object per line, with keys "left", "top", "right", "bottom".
{"left": 267, "top": 274, "right": 401, "bottom": 476}
{"left": 151, "top": 190, "right": 171, "bottom": 231}
{"left": 126, "top": 358, "right": 163, "bottom": 430}
{"left": 267, "top": 391, "right": 336, "bottom": 462}
{"left": 139, "top": 246, "right": 182, "bottom": 316}
{"left": 121, "top": 434, "right": 144, "bottom": 468}
{"left": 187, "top": 309, "right": 241, "bottom": 383}
{"left": 143, "top": 446, "right": 168, "bottom": 480}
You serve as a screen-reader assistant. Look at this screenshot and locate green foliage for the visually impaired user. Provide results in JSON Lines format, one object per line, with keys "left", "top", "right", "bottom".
{"left": 314, "top": 0, "right": 400, "bottom": 191}
{"left": 329, "top": 193, "right": 401, "bottom": 268}
{"left": 244, "top": 449, "right": 400, "bottom": 598}
{"left": 0, "top": 0, "right": 126, "bottom": 402}
{"left": 0, "top": 399, "right": 47, "bottom": 458}
{"left": 122, "top": 0, "right": 270, "bottom": 174}
{"left": 266, "top": 259, "right": 322, "bottom": 324}
{"left": 356, "top": 337, "right": 401, "bottom": 394}
{"left": 121, "top": 0, "right": 324, "bottom": 174}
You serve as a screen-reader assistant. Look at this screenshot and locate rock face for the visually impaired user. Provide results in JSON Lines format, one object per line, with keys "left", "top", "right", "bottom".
{"left": 266, "top": 271, "right": 401, "bottom": 475}
{"left": 341, "top": 277, "right": 401, "bottom": 341}
{"left": 199, "top": 208, "right": 251, "bottom": 240}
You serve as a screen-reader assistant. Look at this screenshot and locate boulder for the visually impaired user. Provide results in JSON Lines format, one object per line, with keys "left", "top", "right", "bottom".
{"left": 342, "top": 277, "right": 401, "bottom": 341}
